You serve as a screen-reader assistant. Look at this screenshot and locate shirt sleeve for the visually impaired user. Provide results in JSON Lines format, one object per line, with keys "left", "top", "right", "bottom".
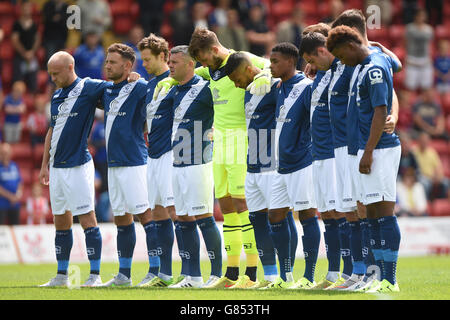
{"left": 195, "top": 67, "right": 211, "bottom": 80}
{"left": 366, "top": 67, "right": 389, "bottom": 109}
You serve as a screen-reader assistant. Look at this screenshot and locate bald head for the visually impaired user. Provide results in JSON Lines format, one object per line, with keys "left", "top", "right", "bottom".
{"left": 47, "top": 51, "right": 77, "bottom": 88}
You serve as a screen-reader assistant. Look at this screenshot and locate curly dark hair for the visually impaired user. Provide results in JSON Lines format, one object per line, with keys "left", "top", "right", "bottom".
{"left": 326, "top": 25, "right": 363, "bottom": 53}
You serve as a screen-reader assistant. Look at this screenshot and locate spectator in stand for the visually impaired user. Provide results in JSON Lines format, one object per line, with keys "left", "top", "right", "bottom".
{"left": 170, "top": 0, "right": 195, "bottom": 46}
{"left": 2, "top": 81, "right": 27, "bottom": 144}
{"left": 208, "top": 0, "right": 231, "bottom": 32}
{"left": 78, "top": 0, "right": 111, "bottom": 38}
{"left": 398, "top": 131, "right": 420, "bottom": 179}
{"left": 321, "top": 0, "right": 344, "bottom": 24}
{"left": 138, "top": 0, "right": 165, "bottom": 36}
{"left": 89, "top": 109, "right": 107, "bottom": 194}
{"left": 434, "top": 39, "right": 450, "bottom": 95}
{"left": 26, "top": 181, "right": 50, "bottom": 225}
{"left": 404, "top": 9, "right": 434, "bottom": 91}
{"left": 0, "top": 143, "right": 22, "bottom": 225}
{"left": 413, "top": 132, "right": 449, "bottom": 200}
{"left": 26, "top": 95, "right": 49, "bottom": 147}
{"left": 403, "top": 0, "right": 419, "bottom": 24}
{"left": 73, "top": 31, "right": 105, "bottom": 80}
{"left": 192, "top": 0, "right": 209, "bottom": 30}
{"left": 126, "top": 25, "right": 149, "bottom": 80}
{"left": 11, "top": 1, "right": 40, "bottom": 94}
{"left": 412, "top": 88, "right": 448, "bottom": 140}
{"left": 425, "top": 0, "right": 443, "bottom": 26}
{"left": 244, "top": 3, "right": 275, "bottom": 57}
{"left": 41, "top": 0, "right": 69, "bottom": 62}
{"left": 216, "top": 8, "right": 249, "bottom": 52}
{"left": 276, "top": 5, "right": 305, "bottom": 69}
{"left": 235, "top": 0, "right": 264, "bottom": 22}
{"left": 396, "top": 167, "right": 428, "bottom": 217}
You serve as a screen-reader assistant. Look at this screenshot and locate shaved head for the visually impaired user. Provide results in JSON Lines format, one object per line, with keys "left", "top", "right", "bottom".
{"left": 47, "top": 51, "right": 77, "bottom": 88}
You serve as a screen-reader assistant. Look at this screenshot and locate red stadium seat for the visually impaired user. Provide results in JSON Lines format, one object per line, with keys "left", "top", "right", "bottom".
{"left": 435, "top": 24, "right": 450, "bottom": 41}
{"left": 1, "top": 16, "right": 15, "bottom": 38}
{"left": 0, "top": 2, "right": 14, "bottom": 16}
{"left": 367, "top": 27, "right": 389, "bottom": 45}
{"left": 37, "top": 71, "right": 49, "bottom": 94}
{"left": 32, "top": 144, "right": 45, "bottom": 168}
{"left": 389, "top": 25, "right": 405, "bottom": 44}
{"left": 160, "top": 21, "right": 173, "bottom": 42}
{"left": 271, "top": 1, "right": 293, "bottom": 24}
{"left": 113, "top": 16, "right": 134, "bottom": 35}
{"left": 430, "top": 199, "right": 450, "bottom": 216}
{"left": 23, "top": 93, "right": 35, "bottom": 113}
{"left": 109, "top": 1, "right": 130, "bottom": 17}
{"left": 11, "top": 143, "right": 32, "bottom": 161}
{"left": 392, "top": 46, "right": 406, "bottom": 63}
{"left": 441, "top": 93, "right": 450, "bottom": 116}
{"left": 0, "top": 40, "right": 14, "bottom": 60}
{"left": 1, "top": 63, "right": 13, "bottom": 92}
{"left": 441, "top": 155, "right": 450, "bottom": 177}
{"left": 19, "top": 166, "right": 32, "bottom": 186}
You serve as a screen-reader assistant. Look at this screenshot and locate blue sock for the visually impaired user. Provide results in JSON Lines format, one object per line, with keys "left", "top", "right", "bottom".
{"left": 249, "top": 211, "right": 277, "bottom": 278}
{"left": 197, "top": 216, "right": 223, "bottom": 277}
{"left": 55, "top": 229, "right": 73, "bottom": 275}
{"left": 287, "top": 211, "right": 298, "bottom": 269}
{"left": 174, "top": 221, "right": 189, "bottom": 276}
{"left": 117, "top": 223, "right": 136, "bottom": 278}
{"left": 143, "top": 221, "right": 160, "bottom": 276}
{"left": 368, "top": 218, "right": 385, "bottom": 280}
{"left": 379, "top": 216, "right": 401, "bottom": 284}
{"left": 300, "top": 216, "right": 320, "bottom": 283}
{"left": 84, "top": 226, "right": 102, "bottom": 275}
{"left": 269, "top": 218, "right": 291, "bottom": 281}
{"left": 349, "top": 220, "right": 366, "bottom": 275}
{"left": 360, "top": 218, "right": 375, "bottom": 276}
{"left": 155, "top": 219, "right": 174, "bottom": 277}
{"left": 337, "top": 218, "right": 352, "bottom": 277}
{"left": 179, "top": 220, "right": 201, "bottom": 277}
{"left": 323, "top": 219, "right": 341, "bottom": 273}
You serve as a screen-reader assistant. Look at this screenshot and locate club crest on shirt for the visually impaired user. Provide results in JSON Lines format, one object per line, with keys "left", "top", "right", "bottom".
{"left": 289, "top": 88, "right": 301, "bottom": 99}
{"left": 369, "top": 68, "right": 383, "bottom": 85}
{"left": 69, "top": 86, "right": 82, "bottom": 98}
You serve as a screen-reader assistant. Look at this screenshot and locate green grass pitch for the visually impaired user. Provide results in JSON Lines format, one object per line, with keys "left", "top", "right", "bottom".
{"left": 0, "top": 256, "right": 449, "bottom": 300}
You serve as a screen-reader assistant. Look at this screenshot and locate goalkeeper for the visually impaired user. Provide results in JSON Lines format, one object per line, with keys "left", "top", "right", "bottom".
{"left": 154, "top": 27, "right": 271, "bottom": 288}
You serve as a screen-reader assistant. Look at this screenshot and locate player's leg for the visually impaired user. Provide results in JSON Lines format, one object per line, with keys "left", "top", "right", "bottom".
{"left": 227, "top": 159, "right": 259, "bottom": 286}
{"left": 366, "top": 146, "right": 401, "bottom": 293}
{"left": 78, "top": 210, "right": 103, "bottom": 287}
{"left": 245, "top": 172, "right": 277, "bottom": 288}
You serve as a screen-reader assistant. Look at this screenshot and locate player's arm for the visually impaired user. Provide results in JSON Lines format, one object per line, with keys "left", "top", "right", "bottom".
{"left": 360, "top": 67, "right": 389, "bottom": 174}
{"left": 39, "top": 127, "right": 53, "bottom": 185}
{"left": 246, "top": 53, "right": 272, "bottom": 95}
{"left": 360, "top": 106, "right": 386, "bottom": 174}
{"left": 384, "top": 88, "right": 398, "bottom": 134}
{"left": 368, "top": 41, "right": 403, "bottom": 72}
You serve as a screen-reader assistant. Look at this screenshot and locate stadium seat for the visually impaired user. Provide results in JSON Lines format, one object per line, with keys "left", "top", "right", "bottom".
{"left": 271, "top": 1, "right": 293, "bottom": 24}
{"left": 19, "top": 166, "right": 32, "bottom": 186}
{"left": 160, "top": 22, "right": 173, "bottom": 43}
{"left": 0, "top": 2, "right": 14, "bottom": 17}
{"left": 109, "top": 1, "right": 130, "bottom": 17}
{"left": 113, "top": 16, "right": 134, "bottom": 35}
{"left": 37, "top": 71, "right": 49, "bottom": 94}
{"left": 1, "top": 62, "right": 13, "bottom": 92}
{"left": 393, "top": 69, "right": 405, "bottom": 90}
{"left": 430, "top": 199, "right": 450, "bottom": 216}
{"left": 23, "top": 93, "right": 35, "bottom": 113}
{"left": 367, "top": 27, "right": 389, "bottom": 45}
{"left": 441, "top": 93, "right": 450, "bottom": 116}
{"left": 389, "top": 24, "right": 405, "bottom": 44}
{"left": 392, "top": 46, "right": 406, "bottom": 63}
{"left": 11, "top": 143, "right": 32, "bottom": 161}
{"left": 32, "top": 144, "right": 45, "bottom": 168}
{"left": 435, "top": 24, "right": 450, "bottom": 41}
{"left": 0, "top": 39, "right": 14, "bottom": 61}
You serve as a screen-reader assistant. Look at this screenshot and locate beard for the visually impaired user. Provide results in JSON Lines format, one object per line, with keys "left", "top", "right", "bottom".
{"left": 106, "top": 70, "right": 124, "bottom": 81}
{"left": 210, "top": 55, "right": 223, "bottom": 71}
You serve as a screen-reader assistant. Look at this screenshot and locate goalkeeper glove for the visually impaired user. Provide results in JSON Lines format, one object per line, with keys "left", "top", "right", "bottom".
{"left": 153, "top": 77, "right": 179, "bottom": 100}
{"left": 246, "top": 68, "right": 272, "bottom": 95}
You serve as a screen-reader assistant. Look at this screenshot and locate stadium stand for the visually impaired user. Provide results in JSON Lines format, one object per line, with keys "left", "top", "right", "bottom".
{"left": 0, "top": 0, "right": 449, "bottom": 224}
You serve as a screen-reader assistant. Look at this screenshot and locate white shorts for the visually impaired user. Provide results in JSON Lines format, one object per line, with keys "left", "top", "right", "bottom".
{"left": 348, "top": 154, "right": 363, "bottom": 204}
{"left": 173, "top": 162, "right": 214, "bottom": 216}
{"left": 245, "top": 170, "right": 276, "bottom": 212}
{"left": 404, "top": 57, "right": 433, "bottom": 90}
{"left": 312, "top": 158, "right": 336, "bottom": 213}
{"left": 49, "top": 159, "right": 95, "bottom": 216}
{"left": 357, "top": 145, "right": 401, "bottom": 205}
{"left": 270, "top": 165, "right": 316, "bottom": 211}
{"left": 147, "top": 151, "right": 175, "bottom": 209}
{"left": 108, "top": 164, "right": 149, "bottom": 216}
{"left": 334, "top": 147, "right": 357, "bottom": 212}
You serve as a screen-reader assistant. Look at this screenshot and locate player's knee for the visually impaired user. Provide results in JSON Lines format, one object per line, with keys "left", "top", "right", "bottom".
{"left": 114, "top": 214, "right": 134, "bottom": 226}
{"left": 54, "top": 211, "right": 73, "bottom": 230}
{"left": 268, "top": 208, "right": 288, "bottom": 224}
{"left": 177, "top": 214, "right": 196, "bottom": 222}
{"left": 78, "top": 210, "right": 98, "bottom": 230}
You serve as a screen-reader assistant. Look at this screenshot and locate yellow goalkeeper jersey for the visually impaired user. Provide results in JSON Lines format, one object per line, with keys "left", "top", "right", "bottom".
{"left": 195, "top": 50, "right": 270, "bottom": 131}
